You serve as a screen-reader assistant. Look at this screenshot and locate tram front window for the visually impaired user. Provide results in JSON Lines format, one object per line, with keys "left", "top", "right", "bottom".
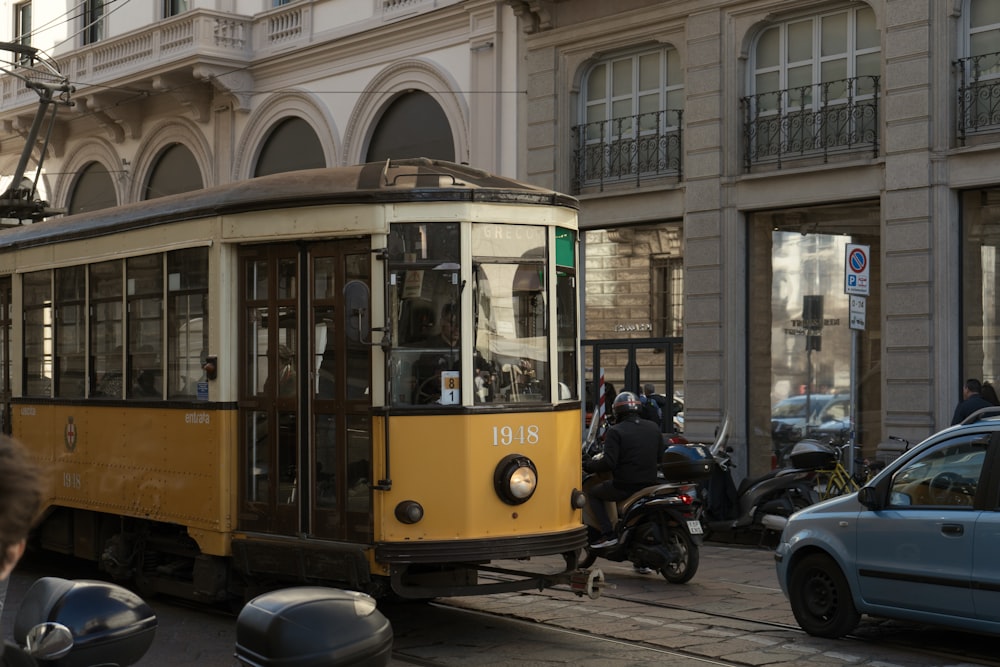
{"left": 388, "top": 223, "right": 461, "bottom": 406}
{"left": 472, "top": 224, "right": 548, "bottom": 404}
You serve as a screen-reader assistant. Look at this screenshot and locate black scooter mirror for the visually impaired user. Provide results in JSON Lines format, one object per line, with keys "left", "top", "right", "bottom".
{"left": 25, "top": 622, "right": 73, "bottom": 660}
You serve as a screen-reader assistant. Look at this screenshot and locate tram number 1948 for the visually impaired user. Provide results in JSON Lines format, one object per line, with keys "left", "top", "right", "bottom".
{"left": 491, "top": 425, "right": 540, "bottom": 446}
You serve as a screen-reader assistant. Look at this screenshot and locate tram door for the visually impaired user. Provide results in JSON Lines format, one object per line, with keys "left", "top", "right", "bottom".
{"left": 238, "top": 242, "right": 372, "bottom": 541}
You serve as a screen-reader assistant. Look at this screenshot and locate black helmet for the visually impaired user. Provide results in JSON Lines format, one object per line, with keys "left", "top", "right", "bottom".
{"left": 612, "top": 391, "right": 642, "bottom": 419}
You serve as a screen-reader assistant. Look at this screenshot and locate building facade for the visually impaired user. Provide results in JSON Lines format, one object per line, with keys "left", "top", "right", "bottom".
{"left": 1, "top": 0, "right": 998, "bottom": 479}
{"left": 510, "top": 0, "right": 999, "bottom": 476}
{"left": 0, "top": 0, "right": 517, "bottom": 210}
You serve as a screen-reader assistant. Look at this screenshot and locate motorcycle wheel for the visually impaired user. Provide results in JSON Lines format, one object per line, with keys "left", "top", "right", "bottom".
{"left": 660, "top": 526, "right": 699, "bottom": 584}
{"left": 578, "top": 547, "right": 598, "bottom": 569}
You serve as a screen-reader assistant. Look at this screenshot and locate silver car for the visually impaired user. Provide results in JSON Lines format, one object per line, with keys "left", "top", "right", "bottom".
{"left": 775, "top": 408, "right": 1000, "bottom": 638}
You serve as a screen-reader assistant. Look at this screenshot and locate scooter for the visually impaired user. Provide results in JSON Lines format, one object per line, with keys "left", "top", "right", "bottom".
{"left": 11, "top": 577, "right": 156, "bottom": 666}
{"left": 698, "top": 414, "right": 821, "bottom": 546}
{"left": 579, "top": 438, "right": 713, "bottom": 584}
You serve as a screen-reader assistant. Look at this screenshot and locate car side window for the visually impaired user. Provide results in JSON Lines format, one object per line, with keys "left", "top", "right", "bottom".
{"left": 888, "top": 437, "right": 987, "bottom": 508}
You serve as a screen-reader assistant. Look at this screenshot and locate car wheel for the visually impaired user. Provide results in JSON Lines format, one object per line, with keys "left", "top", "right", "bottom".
{"left": 788, "top": 553, "right": 860, "bottom": 638}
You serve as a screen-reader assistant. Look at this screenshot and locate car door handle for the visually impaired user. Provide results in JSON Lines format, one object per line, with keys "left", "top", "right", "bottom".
{"left": 941, "top": 523, "right": 964, "bottom": 536}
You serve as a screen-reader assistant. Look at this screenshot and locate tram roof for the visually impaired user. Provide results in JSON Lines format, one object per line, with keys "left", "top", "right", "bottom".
{"left": 0, "top": 159, "right": 579, "bottom": 250}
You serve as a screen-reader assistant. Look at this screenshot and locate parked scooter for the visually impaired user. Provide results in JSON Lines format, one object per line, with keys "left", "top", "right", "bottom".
{"left": 580, "top": 434, "right": 713, "bottom": 584}
{"left": 11, "top": 577, "right": 156, "bottom": 666}
{"left": 699, "top": 414, "right": 820, "bottom": 546}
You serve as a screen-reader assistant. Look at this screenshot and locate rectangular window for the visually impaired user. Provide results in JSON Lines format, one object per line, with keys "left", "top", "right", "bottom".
{"left": 167, "top": 248, "right": 208, "bottom": 398}
{"left": 83, "top": 0, "right": 104, "bottom": 45}
{"left": 652, "top": 257, "right": 683, "bottom": 338}
{"left": 55, "top": 266, "right": 87, "bottom": 398}
{"left": 22, "top": 271, "right": 51, "bottom": 397}
{"left": 163, "top": 0, "right": 187, "bottom": 17}
{"left": 14, "top": 1, "right": 31, "bottom": 51}
{"left": 165, "top": 0, "right": 186, "bottom": 17}
{"left": 386, "top": 222, "right": 462, "bottom": 406}
{"left": 127, "top": 255, "right": 163, "bottom": 399}
{"left": 90, "top": 261, "right": 123, "bottom": 398}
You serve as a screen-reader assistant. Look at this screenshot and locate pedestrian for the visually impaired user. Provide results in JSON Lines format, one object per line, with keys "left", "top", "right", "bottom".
{"left": 982, "top": 381, "right": 999, "bottom": 406}
{"left": 641, "top": 383, "right": 665, "bottom": 428}
{"left": 951, "top": 378, "right": 994, "bottom": 424}
{"left": 0, "top": 435, "right": 43, "bottom": 665}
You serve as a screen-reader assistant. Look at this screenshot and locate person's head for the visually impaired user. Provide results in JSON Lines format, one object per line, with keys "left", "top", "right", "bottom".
{"left": 965, "top": 378, "right": 983, "bottom": 397}
{"left": 612, "top": 391, "right": 642, "bottom": 421}
{"left": 643, "top": 383, "right": 655, "bottom": 396}
{"left": 438, "top": 303, "right": 458, "bottom": 344}
{"left": 0, "top": 436, "right": 42, "bottom": 580}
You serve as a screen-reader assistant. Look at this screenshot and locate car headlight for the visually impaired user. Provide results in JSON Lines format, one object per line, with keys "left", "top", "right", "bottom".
{"left": 493, "top": 454, "right": 538, "bottom": 505}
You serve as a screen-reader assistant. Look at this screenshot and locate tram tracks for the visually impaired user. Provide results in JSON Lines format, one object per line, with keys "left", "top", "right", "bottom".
{"left": 432, "top": 571, "right": 1000, "bottom": 667}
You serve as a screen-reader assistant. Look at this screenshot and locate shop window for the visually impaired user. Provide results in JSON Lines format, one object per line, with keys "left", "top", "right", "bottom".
{"left": 366, "top": 91, "right": 454, "bottom": 163}
{"left": 747, "top": 205, "right": 881, "bottom": 478}
{"left": 144, "top": 144, "right": 204, "bottom": 200}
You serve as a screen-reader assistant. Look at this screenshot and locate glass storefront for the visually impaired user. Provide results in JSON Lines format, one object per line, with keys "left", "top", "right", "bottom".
{"left": 748, "top": 204, "right": 881, "bottom": 476}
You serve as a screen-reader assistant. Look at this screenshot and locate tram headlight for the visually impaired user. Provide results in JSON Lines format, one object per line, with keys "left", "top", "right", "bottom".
{"left": 493, "top": 454, "right": 538, "bottom": 505}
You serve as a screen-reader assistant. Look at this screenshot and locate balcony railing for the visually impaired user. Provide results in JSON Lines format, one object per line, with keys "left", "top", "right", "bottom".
{"left": 956, "top": 52, "right": 1000, "bottom": 143}
{"left": 741, "top": 75, "right": 880, "bottom": 170}
{"left": 0, "top": 6, "right": 314, "bottom": 114}
{"left": 571, "top": 109, "right": 683, "bottom": 193}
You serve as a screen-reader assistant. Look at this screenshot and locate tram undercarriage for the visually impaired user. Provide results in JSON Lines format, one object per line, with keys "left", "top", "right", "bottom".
{"left": 33, "top": 508, "right": 598, "bottom": 603}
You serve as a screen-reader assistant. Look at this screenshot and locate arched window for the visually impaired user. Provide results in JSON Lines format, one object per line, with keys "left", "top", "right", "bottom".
{"left": 744, "top": 6, "right": 880, "bottom": 166}
{"left": 575, "top": 47, "right": 683, "bottom": 187}
{"left": 366, "top": 91, "right": 454, "bottom": 162}
{"left": 254, "top": 117, "right": 326, "bottom": 177}
{"left": 958, "top": 0, "right": 1000, "bottom": 138}
{"left": 144, "top": 144, "right": 203, "bottom": 200}
{"left": 68, "top": 162, "right": 117, "bottom": 215}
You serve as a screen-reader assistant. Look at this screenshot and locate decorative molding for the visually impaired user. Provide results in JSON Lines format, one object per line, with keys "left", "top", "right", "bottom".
{"left": 153, "top": 73, "right": 213, "bottom": 122}
{"left": 506, "top": 0, "right": 554, "bottom": 34}
{"left": 193, "top": 64, "right": 254, "bottom": 113}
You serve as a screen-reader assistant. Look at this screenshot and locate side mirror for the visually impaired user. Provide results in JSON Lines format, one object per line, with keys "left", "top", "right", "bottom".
{"left": 857, "top": 485, "right": 883, "bottom": 511}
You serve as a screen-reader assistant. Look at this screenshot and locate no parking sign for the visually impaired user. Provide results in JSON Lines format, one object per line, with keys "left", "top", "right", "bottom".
{"left": 844, "top": 244, "right": 870, "bottom": 296}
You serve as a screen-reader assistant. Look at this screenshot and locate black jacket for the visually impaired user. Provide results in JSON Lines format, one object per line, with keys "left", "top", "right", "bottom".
{"left": 584, "top": 415, "right": 661, "bottom": 489}
{"left": 952, "top": 394, "right": 993, "bottom": 425}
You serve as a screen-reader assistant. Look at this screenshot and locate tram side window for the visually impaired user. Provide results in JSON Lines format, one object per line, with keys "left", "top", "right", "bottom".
{"left": 22, "top": 271, "right": 52, "bottom": 397}
{"left": 57, "top": 266, "right": 88, "bottom": 398}
{"left": 90, "top": 261, "right": 124, "bottom": 399}
{"left": 472, "top": 224, "right": 549, "bottom": 404}
{"left": 555, "top": 228, "right": 578, "bottom": 401}
{"left": 127, "top": 255, "right": 163, "bottom": 399}
{"left": 167, "top": 248, "right": 208, "bottom": 399}
{"left": 387, "top": 222, "right": 461, "bottom": 406}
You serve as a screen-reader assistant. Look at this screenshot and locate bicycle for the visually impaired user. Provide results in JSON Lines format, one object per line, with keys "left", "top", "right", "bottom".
{"left": 813, "top": 443, "right": 877, "bottom": 500}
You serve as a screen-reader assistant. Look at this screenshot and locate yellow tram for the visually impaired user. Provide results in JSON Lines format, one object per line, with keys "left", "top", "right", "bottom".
{"left": 2, "top": 159, "right": 588, "bottom": 600}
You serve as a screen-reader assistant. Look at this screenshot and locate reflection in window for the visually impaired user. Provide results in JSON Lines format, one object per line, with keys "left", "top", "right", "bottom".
{"left": 889, "top": 439, "right": 986, "bottom": 508}
{"left": 22, "top": 271, "right": 51, "bottom": 397}
{"left": 555, "top": 228, "right": 578, "bottom": 401}
{"left": 472, "top": 224, "right": 549, "bottom": 404}
{"left": 89, "top": 261, "right": 123, "bottom": 399}
{"left": 127, "top": 255, "right": 163, "bottom": 399}
{"left": 168, "top": 248, "right": 208, "bottom": 398}
{"left": 387, "top": 223, "right": 461, "bottom": 406}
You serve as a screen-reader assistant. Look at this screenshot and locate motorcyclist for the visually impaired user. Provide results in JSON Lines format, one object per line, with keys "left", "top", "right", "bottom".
{"left": 0, "top": 436, "right": 43, "bottom": 666}
{"left": 583, "top": 391, "right": 662, "bottom": 548}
